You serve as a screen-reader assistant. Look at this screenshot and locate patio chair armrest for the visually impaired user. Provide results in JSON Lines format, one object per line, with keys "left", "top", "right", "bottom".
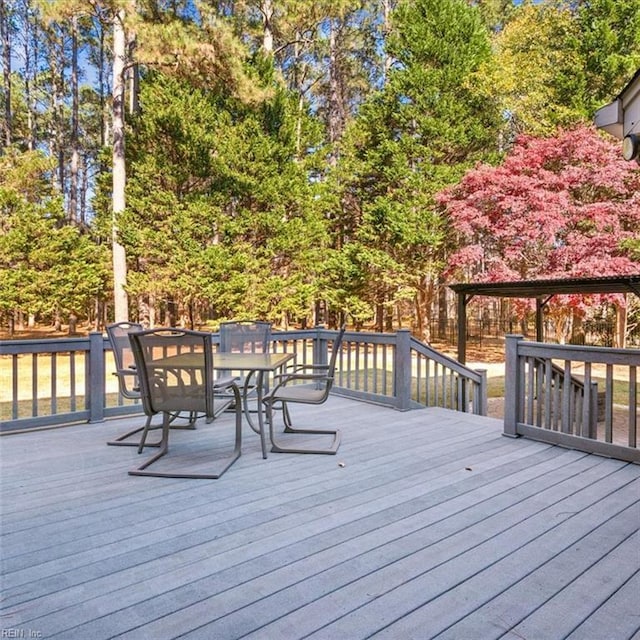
{"left": 271, "top": 372, "right": 328, "bottom": 391}
{"left": 113, "top": 367, "right": 137, "bottom": 378}
{"left": 213, "top": 375, "right": 240, "bottom": 390}
{"left": 285, "top": 363, "right": 330, "bottom": 372}
{"left": 274, "top": 364, "right": 329, "bottom": 383}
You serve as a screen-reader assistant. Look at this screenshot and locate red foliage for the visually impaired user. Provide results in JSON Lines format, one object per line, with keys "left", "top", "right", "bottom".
{"left": 438, "top": 125, "right": 640, "bottom": 314}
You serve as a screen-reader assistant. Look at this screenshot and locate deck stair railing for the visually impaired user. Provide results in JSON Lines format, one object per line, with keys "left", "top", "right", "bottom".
{"left": 530, "top": 355, "right": 598, "bottom": 437}
{"left": 1, "top": 327, "right": 486, "bottom": 433}
{"left": 504, "top": 335, "right": 639, "bottom": 463}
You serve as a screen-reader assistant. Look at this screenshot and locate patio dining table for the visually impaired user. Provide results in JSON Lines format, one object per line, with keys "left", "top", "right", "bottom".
{"left": 145, "top": 351, "right": 294, "bottom": 459}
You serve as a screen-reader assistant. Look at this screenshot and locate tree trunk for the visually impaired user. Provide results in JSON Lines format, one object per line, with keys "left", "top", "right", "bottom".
{"left": 69, "top": 14, "right": 79, "bottom": 224}
{"left": 437, "top": 284, "right": 448, "bottom": 339}
{"left": 23, "top": 0, "right": 37, "bottom": 151}
{"left": 166, "top": 300, "right": 178, "bottom": 327}
{"left": 384, "top": 296, "right": 393, "bottom": 332}
{"left": 375, "top": 301, "right": 383, "bottom": 333}
{"left": 127, "top": 31, "right": 138, "bottom": 115}
{"left": 381, "top": 0, "right": 392, "bottom": 81}
{"left": 68, "top": 312, "right": 78, "bottom": 334}
{"left": 98, "top": 11, "right": 107, "bottom": 148}
{"left": 48, "top": 25, "right": 65, "bottom": 195}
{"left": 1, "top": 0, "right": 11, "bottom": 147}
{"left": 617, "top": 296, "right": 627, "bottom": 349}
{"left": 261, "top": 0, "right": 273, "bottom": 54}
{"left": 80, "top": 153, "right": 87, "bottom": 224}
{"left": 148, "top": 294, "right": 156, "bottom": 328}
{"left": 327, "top": 18, "right": 345, "bottom": 165}
{"left": 112, "top": 8, "right": 129, "bottom": 322}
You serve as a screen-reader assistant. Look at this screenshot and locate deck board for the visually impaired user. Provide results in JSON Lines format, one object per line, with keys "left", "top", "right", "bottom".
{"left": 1, "top": 397, "right": 639, "bottom": 640}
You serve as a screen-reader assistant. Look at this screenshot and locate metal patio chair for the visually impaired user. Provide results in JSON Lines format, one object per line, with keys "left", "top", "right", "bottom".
{"left": 219, "top": 320, "right": 272, "bottom": 418}
{"left": 106, "top": 321, "right": 159, "bottom": 447}
{"left": 106, "top": 322, "right": 195, "bottom": 448}
{"left": 219, "top": 320, "right": 272, "bottom": 355}
{"left": 262, "top": 326, "right": 345, "bottom": 454}
{"left": 128, "top": 328, "right": 242, "bottom": 479}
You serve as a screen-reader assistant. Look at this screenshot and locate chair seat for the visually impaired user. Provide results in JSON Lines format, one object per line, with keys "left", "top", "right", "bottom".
{"left": 269, "top": 385, "right": 328, "bottom": 404}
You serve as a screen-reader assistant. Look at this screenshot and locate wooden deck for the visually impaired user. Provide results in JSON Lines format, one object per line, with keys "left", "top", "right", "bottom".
{"left": 1, "top": 397, "right": 639, "bottom": 640}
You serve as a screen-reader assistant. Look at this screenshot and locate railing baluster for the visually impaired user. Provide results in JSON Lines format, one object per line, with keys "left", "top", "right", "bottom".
{"left": 12, "top": 354, "right": 18, "bottom": 420}
{"left": 526, "top": 357, "right": 534, "bottom": 425}
{"left": 629, "top": 366, "right": 637, "bottom": 448}
{"left": 363, "top": 342, "right": 369, "bottom": 392}
{"left": 51, "top": 353, "right": 57, "bottom": 415}
{"left": 544, "top": 359, "right": 552, "bottom": 429}
{"left": 371, "top": 344, "right": 376, "bottom": 394}
{"left": 562, "top": 360, "right": 572, "bottom": 433}
{"left": 535, "top": 359, "right": 544, "bottom": 427}
{"left": 582, "top": 362, "right": 593, "bottom": 438}
{"left": 604, "top": 364, "right": 613, "bottom": 442}
{"left": 32, "top": 353, "right": 38, "bottom": 417}
{"left": 70, "top": 351, "right": 77, "bottom": 412}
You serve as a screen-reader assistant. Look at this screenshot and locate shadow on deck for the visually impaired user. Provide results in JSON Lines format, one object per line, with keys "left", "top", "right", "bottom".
{"left": 1, "top": 397, "right": 639, "bottom": 639}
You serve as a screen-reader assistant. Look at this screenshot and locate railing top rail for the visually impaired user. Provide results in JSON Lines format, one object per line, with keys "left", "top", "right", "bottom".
{"left": 271, "top": 328, "right": 393, "bottom": 344}
{"left": 1, "top": 336, "right": 95, "bottom": 355}
{"left": 515, "top": 339, "right": 640, "bottom": 365}
{"left": 409, "top": 336, "right": 485, "bottom": 383}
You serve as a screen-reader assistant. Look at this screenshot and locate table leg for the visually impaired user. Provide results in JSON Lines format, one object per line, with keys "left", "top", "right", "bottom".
{"left": 253, "top": 370, "right": 268, "bottom": 459}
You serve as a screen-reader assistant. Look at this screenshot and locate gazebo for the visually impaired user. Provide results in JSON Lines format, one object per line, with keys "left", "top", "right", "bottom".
{"left": 449, "top": 274, "right": 640, "bottom": 363}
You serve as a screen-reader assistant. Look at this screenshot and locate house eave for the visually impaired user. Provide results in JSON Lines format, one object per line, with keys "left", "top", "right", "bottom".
{"left": 594, "top": 99, "right": 624, "bottom": 139}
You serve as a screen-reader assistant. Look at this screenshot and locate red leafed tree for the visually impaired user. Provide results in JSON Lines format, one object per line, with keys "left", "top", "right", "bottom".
{"left": 438, "top": 124, "right": 640, "bottom": 342}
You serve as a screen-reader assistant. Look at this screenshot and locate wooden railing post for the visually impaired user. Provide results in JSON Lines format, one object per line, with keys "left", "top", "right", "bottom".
{"left": 394, "top": 329, "right": 412, "bottom": 411}
{"left": 588, "top": 381, "right": 599, "bottom": 439}
{"left": 476, "top": 368, "right": 488, "bottom": 416}
{"left": 503, "top": 334, "right": 523, "bottom": 438}
{"left": 314, "top": 325, "right": 328, "bottom": 367}
{"left": 88, "top": 331, "right": 106, "bottom": 423}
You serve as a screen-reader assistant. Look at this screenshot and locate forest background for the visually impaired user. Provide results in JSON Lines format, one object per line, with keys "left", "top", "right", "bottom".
{"left": 1, "top": 0, "right": 640, "bottom": 346}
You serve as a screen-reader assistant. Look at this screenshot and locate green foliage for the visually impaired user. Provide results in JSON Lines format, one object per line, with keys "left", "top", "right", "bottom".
{"left": 491, "top": 0, "right": 640, "bottom": 137}
{"left": 0, "top": 149, "right": 109, "bottom": 324}
{"left": 492, "top": 2, "right": 589, "bottom": 136}
{"left": 4, "top": 0, "right": 639, "bottom": 332}
{"left": 329, "top": 0, "right": 502, "bottom": 331}
{"left": 575, "top": 0, "right": 640, "bottom": 110}
{"left": 120, "top": 69, "right": 328, "bottom": 325}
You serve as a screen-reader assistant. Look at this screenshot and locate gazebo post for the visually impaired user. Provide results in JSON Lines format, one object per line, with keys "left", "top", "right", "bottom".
{"left": 457, "top": 292, "right": 469, "bottom": 364}
{"left": 536, "top": 298, "right": 544, "bottom": 342}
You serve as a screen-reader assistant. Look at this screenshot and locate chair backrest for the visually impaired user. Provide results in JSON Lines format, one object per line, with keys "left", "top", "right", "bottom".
{"left": 324, "top": 325, "right": 346, "bottom": 394}
{"left": 219, "top": 320, "right": 271, "bottom": 354}
{"left": 106, "top": 322, "right": 144, "bottom": 399}
{"left": 129, "top": 328, "right": 215, "bottom": 417}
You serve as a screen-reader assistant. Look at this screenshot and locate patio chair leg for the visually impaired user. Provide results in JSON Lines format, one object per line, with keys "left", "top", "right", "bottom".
{"left": 108, "top": 411, "right": 197, "bottom": 449}
{"left": 129, "top": 415, "right": 171, "bottom": 476}
{"left": 267, "top": 402, "right": 341, "bottom": 455}
{"left": 129, "top": 395, "right": 242, "bottom": 479}
{"left": 107, "top": 416, "right": 162, "bottom": 448}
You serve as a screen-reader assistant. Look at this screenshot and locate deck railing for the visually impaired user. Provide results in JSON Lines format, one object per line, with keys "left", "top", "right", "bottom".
{"left": 504, "top": 334, "right": 639, "bottom": 463}
{"left": 1, "top": 327, "right": 487, "bottom": 433}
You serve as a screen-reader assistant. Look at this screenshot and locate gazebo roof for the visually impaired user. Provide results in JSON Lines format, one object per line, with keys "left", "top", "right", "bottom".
{"left": 449, "top": 274, "right": 640, "bottom": 299}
